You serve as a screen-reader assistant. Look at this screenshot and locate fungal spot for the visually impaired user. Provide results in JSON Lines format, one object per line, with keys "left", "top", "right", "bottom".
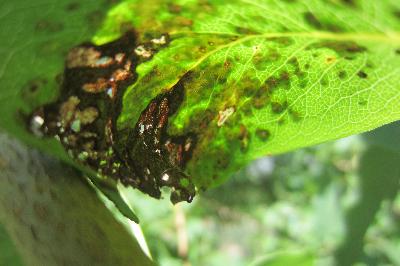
{"left": 309, "top": 41, "right": 366, "bottom": 57}
{"left": 357, "top": 71, "right": 368, "bottom": 79}
{"left": 199, "top": 46, "right": 207, "bottom": 53}
{"left": 252, "top": 80, "right": 274, "bottom": 109}
{"left": 22, "top": 78, "right": 47, "bottom": 96}
{"left": 217, "top": 107, "right": 235, "bottom": 127}
{"left": 289, "top": 109, "right": 302, "bottom": 122}
{"left": 256, "top": 129, "right": 271, "bottom": 141}
{"left": 325, "top": 56, "right": 336, "bottom": 64}
{"left": 277, "top": 71, "right": 291, "bottom": 89}
{"left": 267, "top": 49, "right": 281, "bottom": 61}
{"left": 235, "top": 26, "right": 259, "bottom": 35}
{"left": 271, "top": 101, "right": 287, "bottom": 114}
{"left": 216, "top": 153, "right": 230, "bottom": 169}
{"left": 338, "top": 70, "right": 347, "bottom": 79}
{"left": 238, "top": 124, "right": 249, "bottom": 152}
{"left": 303, "top": 12, "right": 323, "bottom": 29}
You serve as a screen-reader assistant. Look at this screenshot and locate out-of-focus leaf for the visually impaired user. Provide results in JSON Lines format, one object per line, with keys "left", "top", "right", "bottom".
{"left": 0, "top": 223, "right": 23, "bottom": 266}
{"left": 335, "top": 133, "right": 400, "bottom": 265}
{"left": 250, "top": 250, "right": 315, "bottom": 266}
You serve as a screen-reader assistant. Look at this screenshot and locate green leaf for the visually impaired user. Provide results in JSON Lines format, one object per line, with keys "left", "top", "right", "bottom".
{"left": 250, "top": 250, "right": 315, "bottom": 266}
{"left": 98, "top": 0, "right": 400, "bottom": 189}
{"left": 90, "top": 176, "right": 140, "bottom": 223}
{"left": 1, "top": 0, "right": 400, "bottom": 197}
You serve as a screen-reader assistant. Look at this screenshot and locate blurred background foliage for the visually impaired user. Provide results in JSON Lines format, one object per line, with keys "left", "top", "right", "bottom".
{"left": 1, "top": 122, "right": 399, "bottom": 266}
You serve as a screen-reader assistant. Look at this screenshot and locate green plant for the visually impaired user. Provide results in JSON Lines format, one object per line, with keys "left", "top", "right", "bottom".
{"left": 0, "top": 0, "right": 399, "bottom": 265}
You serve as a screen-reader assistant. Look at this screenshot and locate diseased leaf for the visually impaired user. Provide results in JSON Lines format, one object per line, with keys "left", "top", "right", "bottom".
{"left": 1, "top": 0, "right": 400, "bottom": 200}
{"left": 98, "top": 0, "right": 400, "bottom": 190}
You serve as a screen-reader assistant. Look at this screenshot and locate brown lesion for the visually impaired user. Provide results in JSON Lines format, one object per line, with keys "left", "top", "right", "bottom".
{"left": 123, "top": 79, "right": 196, "bottom": 203}
{"left": 28, "top": 30, "right": 196, "bottom": 203}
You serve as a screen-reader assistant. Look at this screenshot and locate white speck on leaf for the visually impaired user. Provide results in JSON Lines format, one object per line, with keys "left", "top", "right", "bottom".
{"left": 217, "top": 107, "right": 235, "bottom": 127}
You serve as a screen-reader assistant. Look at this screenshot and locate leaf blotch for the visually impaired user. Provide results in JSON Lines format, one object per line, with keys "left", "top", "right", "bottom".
{"left": 271, "top": 101, "right": 287, "bottom": 114}
{"left": 235, "top": 27, "right": 259, "bottom": 35}
{"left": 238, "top": 124, "right": 250, "bottom": 152}
{"left": 304, "top": 12, "right": 323, "bottom": 29}
{"left": 256, "top": 129, "right": 271, "bottom": 141}
{"left": 338, "top": 70, "right": 347, "bottom": 79}
{"left": 357, "top": 71, "right": 368, "bottom": 79}
{"left": 289, "top": 109, "right": 303, "bottom": 122}
{"left": 310, "top": 41, "right": 367, "bottom": 58}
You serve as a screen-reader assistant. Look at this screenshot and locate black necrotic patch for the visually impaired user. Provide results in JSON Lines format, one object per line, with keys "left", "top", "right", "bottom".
{"left": 27, "top": 31, "right": 196, "bottom": 204}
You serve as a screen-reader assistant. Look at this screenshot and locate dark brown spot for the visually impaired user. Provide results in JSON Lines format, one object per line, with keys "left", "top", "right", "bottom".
{"left": 357, "top": 71, "right": 368, "bottom": 79}
{"left": 23, "top": 78, "right": 48, "bottom": 94}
